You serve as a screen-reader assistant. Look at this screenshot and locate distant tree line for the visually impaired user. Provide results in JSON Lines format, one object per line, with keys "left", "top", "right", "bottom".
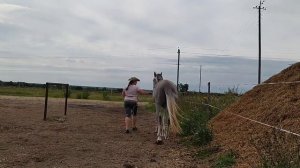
{"left": 0, "top": 80, "right": 44, "bottom": 88}
{"left": 0, "top": 80, "right": 123, "bottom": 92}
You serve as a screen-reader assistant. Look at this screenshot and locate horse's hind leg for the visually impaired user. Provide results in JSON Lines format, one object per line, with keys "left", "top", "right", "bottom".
{"left": 154, "top": 104, "right": 160, "bottom": 133}
{"left": 163, "top": 112, "right": 170, "bottom": 139}
{"left": 156, "top": 115, "right": 163, "bottom": 145}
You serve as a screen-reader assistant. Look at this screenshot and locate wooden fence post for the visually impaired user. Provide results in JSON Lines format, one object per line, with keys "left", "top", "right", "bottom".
{"left": 208, "top": 82, "right": 212, "bottom": 118}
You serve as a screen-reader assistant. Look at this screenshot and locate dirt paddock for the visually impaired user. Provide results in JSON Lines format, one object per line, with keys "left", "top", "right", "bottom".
{"left": 0, "top": 96, "right": 202, "bottom": 168}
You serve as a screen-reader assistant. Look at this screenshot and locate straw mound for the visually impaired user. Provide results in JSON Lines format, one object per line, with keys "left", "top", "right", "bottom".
{"left": 211, "top": 62, "right": 300, "bottom": 167}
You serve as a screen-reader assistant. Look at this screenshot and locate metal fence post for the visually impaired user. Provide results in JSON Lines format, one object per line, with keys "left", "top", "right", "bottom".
{"left": 44, "top": 83, "right": 49, "bottom": 120}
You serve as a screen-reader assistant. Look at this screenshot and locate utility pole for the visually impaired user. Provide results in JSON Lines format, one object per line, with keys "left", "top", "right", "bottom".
{"left": 199, "top": 65, "right": 202, "bottom": 93}
{"left": 254, "top": 0, "right": 266, "bottom": 84}
{"left": 177, "top": 47, "right": 180, "bottom": 91}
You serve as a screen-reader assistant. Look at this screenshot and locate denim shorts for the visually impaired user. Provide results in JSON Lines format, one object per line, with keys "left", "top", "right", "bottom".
{"left": 124, "top": 100, "right": 138, "bottom": 117}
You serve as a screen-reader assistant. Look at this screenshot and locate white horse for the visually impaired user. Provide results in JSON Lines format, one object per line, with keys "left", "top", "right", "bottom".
{"left": 153, "top": 72, "right": 181, "bottom": 144}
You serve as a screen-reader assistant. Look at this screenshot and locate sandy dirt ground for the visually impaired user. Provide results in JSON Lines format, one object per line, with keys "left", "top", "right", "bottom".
{"left": 0, "top": 96, "right": 206, "bottom": 168}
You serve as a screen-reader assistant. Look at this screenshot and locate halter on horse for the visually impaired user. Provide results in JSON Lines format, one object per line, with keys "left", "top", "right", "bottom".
{"left": 153, "top": 72, "right": 181, "bottom": 144}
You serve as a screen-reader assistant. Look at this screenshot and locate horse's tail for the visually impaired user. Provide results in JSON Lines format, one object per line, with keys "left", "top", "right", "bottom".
{"left": 166, "top": 92, "right": 182, "bottom": 134}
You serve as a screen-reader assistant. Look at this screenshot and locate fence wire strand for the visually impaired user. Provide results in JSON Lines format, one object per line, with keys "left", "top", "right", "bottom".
{"left": 180, "top": 80, "right": 300, "bottom": 137}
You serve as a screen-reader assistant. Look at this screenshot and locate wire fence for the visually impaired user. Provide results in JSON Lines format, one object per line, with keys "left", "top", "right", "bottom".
{"left": 181, "top": 80, "right": 300, "bottom": 137}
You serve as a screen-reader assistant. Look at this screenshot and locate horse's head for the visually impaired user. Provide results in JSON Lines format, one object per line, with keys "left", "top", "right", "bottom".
{"left": 153, "top": 72, "right": 163, "bottom": 91}
{"left": 153, "top": 72, "right": 163, "bottom": 84}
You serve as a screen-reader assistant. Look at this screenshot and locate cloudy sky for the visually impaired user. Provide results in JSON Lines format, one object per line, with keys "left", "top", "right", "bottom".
{"left": 0, "top": 0, "right": 298, "bottom": 92}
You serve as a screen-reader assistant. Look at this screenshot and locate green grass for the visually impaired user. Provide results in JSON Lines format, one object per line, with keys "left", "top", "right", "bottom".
{"left": 178, "top": 92, "right": 239, "bottom": 167}
{"left": 178, "top": 93, "right": 239, "bottom": 147}
{"left": 213, "top": 150, "right": 237, "bottom": 168}
{"left": 0, "top": 86, "right": 46, "bottom": 97}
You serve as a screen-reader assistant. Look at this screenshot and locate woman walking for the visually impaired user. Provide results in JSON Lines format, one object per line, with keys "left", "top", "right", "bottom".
{"left": 122, "top": 77, "right": 147, "bottom": 133}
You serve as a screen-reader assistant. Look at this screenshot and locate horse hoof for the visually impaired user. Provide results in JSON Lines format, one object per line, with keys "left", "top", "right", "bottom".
{"left": 155, "top": 140, "right": 163, "bottom": 145}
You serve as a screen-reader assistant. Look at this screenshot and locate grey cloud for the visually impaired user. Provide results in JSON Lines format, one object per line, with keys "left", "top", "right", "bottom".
{"left": 176, "top": 55, "right": 295, "bottom": 92}
{"left": 0, "top": 0, "right": 299, "bottom": 92}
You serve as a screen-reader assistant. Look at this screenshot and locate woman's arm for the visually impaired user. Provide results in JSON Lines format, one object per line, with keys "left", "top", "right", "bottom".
{"left": 121, "top": 90, "right": 126, "bottom": 97}
{"left": 137, "top": 89, "right": 150, "bottom": 95}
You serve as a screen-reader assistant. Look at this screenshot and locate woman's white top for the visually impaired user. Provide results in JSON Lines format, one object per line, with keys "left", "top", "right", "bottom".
{"left": 123, "top": 85, "right": 141, "bottom": 102}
